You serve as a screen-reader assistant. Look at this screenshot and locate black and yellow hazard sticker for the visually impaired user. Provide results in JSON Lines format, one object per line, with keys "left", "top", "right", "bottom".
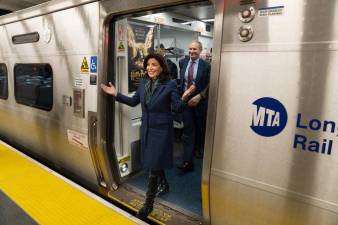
{"left": 81, "top": 56, "right": 89, "bottom": 73}
{"left": 118, "top": 41, "right": 125, "bottom": 52}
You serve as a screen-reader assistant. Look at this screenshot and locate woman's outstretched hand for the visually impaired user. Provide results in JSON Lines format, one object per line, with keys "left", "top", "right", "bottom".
{"left": 100, "top": 82, "right": 117, "bottom": 96}
{"left": 181, "top": 85, "right": 196, "bottom": 102}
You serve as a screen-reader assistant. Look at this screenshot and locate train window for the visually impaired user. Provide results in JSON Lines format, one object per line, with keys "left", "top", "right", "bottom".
{"left": 14, "top": 64, "right": 53, "bottom": 111}
{"left": 0, "top": 64, "right": 8, "bottom": 99}
{"left": 12, "top": 32, "right": 40, "bottom": 44}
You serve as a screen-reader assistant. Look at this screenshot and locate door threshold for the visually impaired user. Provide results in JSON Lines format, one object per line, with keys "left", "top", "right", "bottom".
{"left": 123, "top": 183, "right": 202, "bottom": 220}
{"left": 108, "top": 185, "right": 202, "bottom": 225}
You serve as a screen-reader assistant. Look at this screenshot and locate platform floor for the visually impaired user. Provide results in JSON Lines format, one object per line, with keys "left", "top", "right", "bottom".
{"left": 0, "top": 141, "right": 146, "bottom": 225}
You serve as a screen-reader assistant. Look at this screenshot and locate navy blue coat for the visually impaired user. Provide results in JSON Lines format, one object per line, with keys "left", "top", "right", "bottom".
{"left": 178, "top": 57, "right": 210, "bottom": 116}
{"left": 115, "top": 78, "right": 184, "bottom": 170}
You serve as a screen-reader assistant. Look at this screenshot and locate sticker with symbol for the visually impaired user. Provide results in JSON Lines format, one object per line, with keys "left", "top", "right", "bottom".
{"left": 90, "top": 56, "right": 97, "bottom": 73}
{"left": 80, "top": 56, "right": 89, "bottom": 73}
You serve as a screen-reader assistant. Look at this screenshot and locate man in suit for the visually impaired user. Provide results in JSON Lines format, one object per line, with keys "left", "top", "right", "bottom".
{"left": 177, "top": 40, "right": 210, "bottom": 174}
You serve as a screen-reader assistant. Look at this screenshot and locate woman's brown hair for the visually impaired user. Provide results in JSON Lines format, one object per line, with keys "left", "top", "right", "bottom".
{"left": 143, "top": 53, "right": 170, "bottom": 81}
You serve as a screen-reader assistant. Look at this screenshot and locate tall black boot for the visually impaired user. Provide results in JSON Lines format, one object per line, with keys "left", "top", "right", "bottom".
{"left": 137, "top": 174, "right": 158, "bottom": 220}
{"left": 157, "top": 171, "right": 169, "bottom": 196}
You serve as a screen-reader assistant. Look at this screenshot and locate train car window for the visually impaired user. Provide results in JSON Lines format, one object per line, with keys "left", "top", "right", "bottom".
{"left": 0, "top": 64, "right": 8, "bottom": 99}
{"left": 12, "top": 32, "right": 40, "bottom": 44}
{"left": 14, "top": 64, "right": 53, "bottom": 111}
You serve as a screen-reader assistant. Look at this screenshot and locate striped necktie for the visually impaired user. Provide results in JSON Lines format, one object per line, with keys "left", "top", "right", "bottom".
{"left": 187, "top": 61, "right": 195, "bottom": 89}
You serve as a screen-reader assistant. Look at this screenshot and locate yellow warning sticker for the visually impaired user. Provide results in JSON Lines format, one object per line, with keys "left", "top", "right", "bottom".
{"left": 118, "top": 41, "right": 125, "bottom": 52}
{"left": 118, "top": 155, "right": 130, "bottom": 164}
{"left": 80, "top": 56, "right": 89, "bottom": 73}
{"left": 130, "top": 199, "right": 170, "bottom": 223}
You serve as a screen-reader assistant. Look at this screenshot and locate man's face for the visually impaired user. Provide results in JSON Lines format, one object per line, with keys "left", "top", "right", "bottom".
{"left": 188, "top": 42, "right": 201, "bottom": 60}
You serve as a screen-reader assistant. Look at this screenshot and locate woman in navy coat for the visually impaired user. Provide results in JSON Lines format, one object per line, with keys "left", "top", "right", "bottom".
{"left": 101, "top": 53, "right": 194, "bottom": 219}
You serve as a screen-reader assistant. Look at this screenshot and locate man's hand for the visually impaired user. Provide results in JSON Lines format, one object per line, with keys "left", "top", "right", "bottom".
{"left": 188, "top": 94, "right": 201, "bottom": 107}
{"left": 182, "top": 85, "right": 196, "bottom": 102}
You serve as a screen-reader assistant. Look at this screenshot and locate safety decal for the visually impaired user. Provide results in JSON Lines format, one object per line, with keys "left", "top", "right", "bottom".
{"left": 258, "top": 6, "right": 284, "bottom": 17}
{"left": 90, "top": 56, "right": 97, "bottom": 73}
{"left": 67, "top": 129, "right": 88, "bottom": 149}
{"left": 118, "top": 41, "right": 125, "bottom": 52}
{"left": 80, "top": 56, "right": 89, "bottom": 73}
{"left": 74, "top": 77, "right": 85, "bottom": 89}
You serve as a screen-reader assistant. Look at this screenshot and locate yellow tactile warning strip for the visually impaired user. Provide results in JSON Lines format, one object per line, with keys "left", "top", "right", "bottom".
{"left": 0, "top": 143, "right": 139, "bottom": 225}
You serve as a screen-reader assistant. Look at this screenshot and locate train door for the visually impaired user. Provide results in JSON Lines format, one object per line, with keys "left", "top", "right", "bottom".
{"left": 103, "top": 1, "right": 215, "bottom": 224}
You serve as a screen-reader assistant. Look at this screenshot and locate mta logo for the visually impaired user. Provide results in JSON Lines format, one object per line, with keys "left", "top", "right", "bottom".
{"left": 251, "top": 97, "right": 288, "bottom": 137}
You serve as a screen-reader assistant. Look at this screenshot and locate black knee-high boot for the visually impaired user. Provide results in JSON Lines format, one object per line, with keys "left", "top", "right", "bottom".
{"left": 137, "top": 174, "right": 158, "bottom": 219}
{"left": 157, "top": 171, "right": 169, "bottom": 196}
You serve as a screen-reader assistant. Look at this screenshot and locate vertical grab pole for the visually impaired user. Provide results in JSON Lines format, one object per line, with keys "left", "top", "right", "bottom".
{"left": 88, "top": 111, "right": 107, "bottom": 188}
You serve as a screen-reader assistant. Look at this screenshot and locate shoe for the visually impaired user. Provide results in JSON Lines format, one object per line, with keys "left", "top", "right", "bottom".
{"left": 177, "top": 162, "right": 194, "bottom": 175}
{"left": 157, "top": 182, "right": 169, "bottom": 196}
{"left": 137, "top": 205, "right": 153, "bottom": 220}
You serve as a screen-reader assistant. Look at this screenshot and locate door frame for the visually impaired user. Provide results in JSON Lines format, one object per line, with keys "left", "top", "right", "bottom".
{"left": 97, "top": 0, "right": 224, "bottom": 224}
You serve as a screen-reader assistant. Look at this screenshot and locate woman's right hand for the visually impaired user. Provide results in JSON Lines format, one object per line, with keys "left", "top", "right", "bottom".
{"left": 100, "top": 82, "right": 117, "bottom": 96}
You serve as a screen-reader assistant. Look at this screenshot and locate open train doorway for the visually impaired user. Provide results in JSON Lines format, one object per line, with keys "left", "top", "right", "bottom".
{"left": 105, "top": 2, "right": 214, "bottom": 224}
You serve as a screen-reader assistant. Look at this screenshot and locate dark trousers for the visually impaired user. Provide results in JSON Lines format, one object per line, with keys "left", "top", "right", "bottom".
{"left": 182, "top": 107, "right": 207, "bottom": 163}
{"left": 195, "top": 111, "right": 207, "bottom": 153}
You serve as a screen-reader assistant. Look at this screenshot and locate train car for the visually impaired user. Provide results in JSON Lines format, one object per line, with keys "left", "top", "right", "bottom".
{"left": 0, "top": 0, "right": 337, "bottom": 224}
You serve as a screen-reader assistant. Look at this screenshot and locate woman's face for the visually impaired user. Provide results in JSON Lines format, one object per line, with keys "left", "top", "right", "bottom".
{"left": 146, "top": 58, "right": 162, "bottom": 79}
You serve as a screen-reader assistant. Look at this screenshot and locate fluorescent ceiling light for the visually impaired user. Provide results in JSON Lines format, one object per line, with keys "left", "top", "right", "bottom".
{"left": 202, "top": 19, "right": 215, "bottom": 22}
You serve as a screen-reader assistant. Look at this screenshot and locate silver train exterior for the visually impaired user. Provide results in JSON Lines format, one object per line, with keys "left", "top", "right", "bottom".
{"left": 0, "top": 0, "right": 337, "bottom": 224}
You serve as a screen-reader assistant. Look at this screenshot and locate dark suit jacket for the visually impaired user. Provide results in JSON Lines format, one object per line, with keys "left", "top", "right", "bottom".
{"left": 166, "top": 58, "right": 178, "bottom": 80}
{"left": 115, "top": 78, "right": 184, "bottom": 170}
{"left": 179, "top": 57, "right": 210, "bottom": 116}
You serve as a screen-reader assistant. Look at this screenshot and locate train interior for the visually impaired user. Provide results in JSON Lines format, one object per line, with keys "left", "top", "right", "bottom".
{"left": 110, "top": 2, "right": 214, "bottom": 218}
